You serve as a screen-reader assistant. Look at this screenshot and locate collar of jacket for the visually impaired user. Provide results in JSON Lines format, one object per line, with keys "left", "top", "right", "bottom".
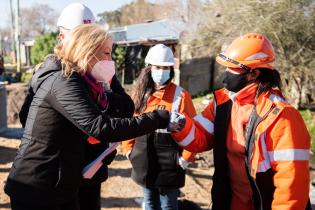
{"left": 151, "top": 82, "right": 174, "bottom": 100}
{"left": 229, "top": 83, "right": 258, "bottom": 105}
{"left": 214, "top": 83, "right": 258, "bottom": 106}
{"left": 246, "top": 90, "right": 288, "bottom": 177}
{"left": 31, "top": 55, "right": 61, "bottom": 92}
{"left": 83, "top": 71, "right": 108, "bottom": 109}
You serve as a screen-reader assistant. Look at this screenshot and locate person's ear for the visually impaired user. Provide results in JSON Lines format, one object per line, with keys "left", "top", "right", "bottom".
{"left": 58, "top": 31, "right": 65, "bottom": 41}
{"left": 247, "top": 69, "right": 260, "bottom": 81}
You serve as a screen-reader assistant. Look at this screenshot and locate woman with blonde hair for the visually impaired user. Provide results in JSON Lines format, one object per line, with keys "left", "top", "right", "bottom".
{"left": 5, "top": 24, "right": 170, "bottom": 210}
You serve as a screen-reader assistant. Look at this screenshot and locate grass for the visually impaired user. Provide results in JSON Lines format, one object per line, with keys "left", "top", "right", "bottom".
{"left": 192, "top": 94, "right": 213, "bottom": 114}
{"left": 20, "top": 72, "right": 33, "bottom": 83}
{"left": 300, "top": 110, "right": 315, "bottom": 152}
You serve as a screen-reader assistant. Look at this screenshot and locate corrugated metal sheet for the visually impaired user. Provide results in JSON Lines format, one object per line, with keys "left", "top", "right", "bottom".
{"left": 109, "top": 20, "right": 182, "bottom": 45}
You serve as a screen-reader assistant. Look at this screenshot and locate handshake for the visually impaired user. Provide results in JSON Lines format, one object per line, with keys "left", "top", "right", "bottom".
{"left": 167, "top": 112, "right": 186, "bottom": 132}
{"left": 153, "top": 110, "right": 186, "bottom": 132}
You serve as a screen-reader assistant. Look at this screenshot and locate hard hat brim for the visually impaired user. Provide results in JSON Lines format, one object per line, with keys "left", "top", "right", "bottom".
{"left": 216, "top": 56, "right": 239, "bottom": 68}
{"left": 216, "top": 56, "right": 274, "bottom": 69}
{"left": 145, "top": 61, "right": 175, "bottom": 67}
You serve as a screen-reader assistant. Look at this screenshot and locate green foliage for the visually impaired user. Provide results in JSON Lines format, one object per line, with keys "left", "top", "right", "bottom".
{"left": 4, "top": 56, "right": 12, "bottom": 64}
{"left": 299, "top": 110, "right": 315, "bottom": 152}
{"left": 192, "top": 94, "right": 212, "bottom": 114}
{"left": 190, "top": 0, "right": 315, "bottom": 108}
{"left": 192, "top": 0, "right": 315, "bottom": 65}
{"left": 112, "top": 45, "right": 148, "bottom": 84}
{"left": 97, "top": 10, "right": 122, "bottom": 28}
{"left": 97, "top": 1, "right": 160, "bottom": 27}
{"left": 112, "top": 46, "right": 126, "bottom": 81}
{"left": 21, "top": 72, "right": 33, "bottom": 83}
{"left": 31, "top": 32, "right": 57, "bottom": 65}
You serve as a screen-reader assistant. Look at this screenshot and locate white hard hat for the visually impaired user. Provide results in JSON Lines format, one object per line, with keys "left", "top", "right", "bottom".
{"left": 57, "top": 3, "right": 95, "bottom": 30}
{"left": 145, "top": 44, "right": 175, "bottom": 66}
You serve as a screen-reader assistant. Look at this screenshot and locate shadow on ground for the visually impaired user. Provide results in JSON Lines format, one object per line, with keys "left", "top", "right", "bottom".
{"left": 108, "top": 167, "right": 132, "bottom": 178}
{"left": 101, "top": 196, "right": 140, "bottom": 208}
{"left": 178, "top": 199, "right": 204, "bottom": 210}
{"left": 186, "top": 169, "right": 213, "bottom": 180}
{"left": 0, "top": 146, "right": 17, "bottom": 164}
{"left": 101, "top": 197, "right": 204, "bottom": 210}
{"left": 114, "top": 154, "right": 128, "bottom": 161}
{"left": 0, "top": 202, "right": 10, "bottom": 209}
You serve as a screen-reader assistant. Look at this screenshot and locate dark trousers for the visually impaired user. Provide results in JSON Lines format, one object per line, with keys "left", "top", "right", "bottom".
{"left": 79, "top": 182, "right": 101, "bottom": 210}
{"left": 10, "top": 197, "right": 79, "bottom": 210}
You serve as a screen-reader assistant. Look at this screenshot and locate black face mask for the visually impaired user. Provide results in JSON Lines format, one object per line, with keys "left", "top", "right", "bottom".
{"left": 222, "top": 71, "right": 248, "bottom": 92}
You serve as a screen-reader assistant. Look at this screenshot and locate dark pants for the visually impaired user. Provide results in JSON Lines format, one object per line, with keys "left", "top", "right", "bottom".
{"left": 79, "top": 182, "right": 101, "bottom": 210}
{"left": 10, "top": 197, "right": 79, "bottom": 210}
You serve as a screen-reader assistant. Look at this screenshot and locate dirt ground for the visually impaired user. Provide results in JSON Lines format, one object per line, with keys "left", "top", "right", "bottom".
{"left": 0, "top": 83, "right": 214, "bottom": 210}
{"left": 0, "top": 126, "right": 213, "bottom": 210}
{"left": 1, "top": 83, "right": 313, "bottom": 209}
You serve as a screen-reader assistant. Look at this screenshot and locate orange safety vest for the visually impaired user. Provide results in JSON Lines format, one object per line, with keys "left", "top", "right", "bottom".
{"left": 172, "top": 83, "right": 310, "bottom": 210}
{"left": 123, "top": 82, "right": 196, "bottom": 162}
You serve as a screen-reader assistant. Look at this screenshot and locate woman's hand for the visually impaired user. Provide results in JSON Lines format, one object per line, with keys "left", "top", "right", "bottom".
{"left": 153, "top": 110, "right": 170, "bottom": 129}
{"left": 178, "top": 156, "right": 190, "bottom": 170}
{"left": 167, "top": 112, "right": 186, "bottom": 132}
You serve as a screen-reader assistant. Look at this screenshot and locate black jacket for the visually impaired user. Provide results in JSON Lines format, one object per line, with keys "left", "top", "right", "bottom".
{"left": 80, "top": 74, "right": 135, "bottom": 185}
{"left": 5, "top": 56, "right": 168, "bottom": 205}
{"left": 19, "top": 57, "right": 135, "bottom": 185}
{"left": 130, "top": 132, "right": 185, "bottom": 189}
{"left": 82, "top": 75, "right": 135, "bottom": 184}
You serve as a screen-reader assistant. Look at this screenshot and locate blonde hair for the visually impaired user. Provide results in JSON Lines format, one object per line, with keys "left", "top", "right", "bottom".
{"left": 54, "top": 24, "right": 111, "bottom": 77}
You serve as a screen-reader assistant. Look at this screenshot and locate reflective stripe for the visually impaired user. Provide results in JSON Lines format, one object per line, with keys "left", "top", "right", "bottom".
{"left": 245, "top": 52, "right": 268, "bottom": 61}
{"left": 193, "top": 114, "right": 214, "bottom": 134}
{"left": 155, "top": 129, "right": 170, "bottom": 134}
{"left": 155, "top": 86, "right": 183, "bottom": 135}
{"left": 177, "top": 124, "right": 195, "bottom": 147}
{"left": 268, "top": 149, "right": 309, "bottom": 162}
{"left": 171, "top": 86, "right": 183, "bottom": 113}
{"left": 257, "top": 132, "right": 271, "bottom": 172}
{"left": 269, "top": 94, "right": 287, "bottom": 104}
{"left": 257, "top": 159, "right": 271, "bottom": 173}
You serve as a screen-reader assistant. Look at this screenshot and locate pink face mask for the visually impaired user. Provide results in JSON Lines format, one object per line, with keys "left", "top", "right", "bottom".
{"left": 90, "top": 60, "right": 116, "bottom": 83}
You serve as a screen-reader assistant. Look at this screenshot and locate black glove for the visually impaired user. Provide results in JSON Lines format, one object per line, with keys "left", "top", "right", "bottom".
{"left": 102, "top": 149, "right": 117, "bottom": 165}
{"left": 153, "top": 110, "right": 170, "bottom": 129}
{"left": 105, "top": 92, "right": 135, "bottom": 118}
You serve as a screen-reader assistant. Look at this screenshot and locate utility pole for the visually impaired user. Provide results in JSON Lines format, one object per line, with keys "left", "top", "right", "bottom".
{"left": 9, "top": 0, "right": 16, "bottom": 64}
{"left": 14, "top": 0, "right": 21, "bottom": 73}
{"left": 0, "top": 35, "right": 2, "bottom": 55}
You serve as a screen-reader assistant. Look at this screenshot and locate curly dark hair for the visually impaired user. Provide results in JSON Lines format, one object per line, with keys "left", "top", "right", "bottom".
{"left": 256, "top": 68, "right": 282, "bottom": 96}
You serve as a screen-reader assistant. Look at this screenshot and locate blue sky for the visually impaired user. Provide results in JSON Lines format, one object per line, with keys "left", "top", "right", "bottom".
{"left": 0, "top": 0, "right": 133, "bottom": 28}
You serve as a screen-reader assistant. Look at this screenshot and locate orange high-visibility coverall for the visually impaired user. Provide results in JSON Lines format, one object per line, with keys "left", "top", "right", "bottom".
{"left": 172, "top": 83, "right": 310, "bottom": 210}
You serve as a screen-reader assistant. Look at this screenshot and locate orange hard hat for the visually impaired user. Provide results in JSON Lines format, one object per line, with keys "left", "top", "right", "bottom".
{"left": 216, "top": 33, "right": 275, "bottom": 71}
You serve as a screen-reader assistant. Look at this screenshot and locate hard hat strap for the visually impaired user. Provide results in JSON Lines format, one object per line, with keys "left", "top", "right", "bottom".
{"left": 218, "top": 53, "right": 252, "bottom": 72}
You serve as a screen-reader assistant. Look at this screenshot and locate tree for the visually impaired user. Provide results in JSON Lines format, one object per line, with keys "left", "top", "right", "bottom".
{"left": 189, "top": 0, "right": 315, "bottom": 108}
{"left": 98, "top": 0, "right": 162, "bottom": 27}
{"left": 31, "top": 32, "right": 57, "bottom": 65}
{"left": 97, "top": 10, "right": 122, "bottom": 28}
{"left": 0, "top": 27, "right": 12, "bottom": 55}
{"left": 20, "top": 4, "right": 58, "bottom": 38}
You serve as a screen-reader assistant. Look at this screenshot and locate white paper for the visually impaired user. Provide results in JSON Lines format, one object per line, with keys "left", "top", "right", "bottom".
{"left": 83, "top": 142, "right": 119, "bottom": 179}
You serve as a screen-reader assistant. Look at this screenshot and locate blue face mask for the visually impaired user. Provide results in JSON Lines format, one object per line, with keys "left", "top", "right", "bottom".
{"left": 151, "top": 69, "right": 171, "bottom": 85}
